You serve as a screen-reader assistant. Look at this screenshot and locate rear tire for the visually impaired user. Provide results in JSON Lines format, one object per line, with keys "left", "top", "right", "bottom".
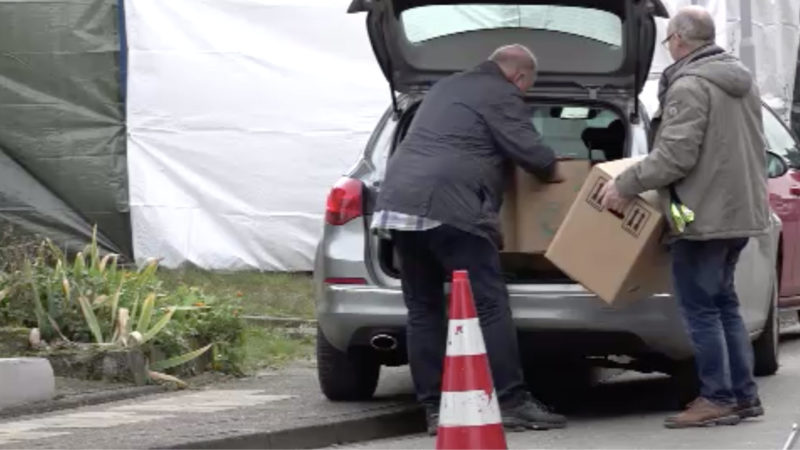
{"left": 523, "top": 357, "right": 596, "bottom": 413}
{"left": 317, "top": 327, "right": 380, "bottom": 401}
{"left": 753, "top": 283, "right": 779, "bottom": 376}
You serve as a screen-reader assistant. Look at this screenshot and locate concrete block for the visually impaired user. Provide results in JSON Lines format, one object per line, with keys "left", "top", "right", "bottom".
{"left": 0, "top": 358, "right": 55, "bottom": 408}
{"left": 46, "top": 348, "right": 147, "bottom": 385}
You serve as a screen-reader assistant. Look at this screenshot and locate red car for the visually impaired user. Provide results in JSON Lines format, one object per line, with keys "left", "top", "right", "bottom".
{"left": 645, "top": 79, "right": 800, "bottom": 317}
{"left": 763, "top": 104, "right": 800, "bottom": 311}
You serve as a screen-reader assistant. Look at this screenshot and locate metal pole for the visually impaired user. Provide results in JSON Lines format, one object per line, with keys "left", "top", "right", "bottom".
{"left": 739, "top": 0, "right": 757, "bottom": 76}
{"left": 783, "top": 423, "right": 799, "bottom": 450}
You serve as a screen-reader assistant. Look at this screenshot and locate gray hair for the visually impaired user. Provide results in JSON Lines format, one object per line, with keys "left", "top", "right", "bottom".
{"left": 489, "top": 44, "right": 538, "bottom": 75}
{"left": 670, "top": 6, "right": 716, "bottom": 47}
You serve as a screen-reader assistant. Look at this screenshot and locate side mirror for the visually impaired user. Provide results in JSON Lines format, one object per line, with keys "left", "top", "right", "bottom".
{"left": 767, "top": 151, "right": 789, "bottom": 179}
{"left": 787, "top": 148, "right": 800, "bottom": 169}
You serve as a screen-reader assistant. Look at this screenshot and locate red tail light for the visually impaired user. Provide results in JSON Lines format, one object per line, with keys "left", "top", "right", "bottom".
{"left": 325, "top": 177, "right": 363, "bottom": 225}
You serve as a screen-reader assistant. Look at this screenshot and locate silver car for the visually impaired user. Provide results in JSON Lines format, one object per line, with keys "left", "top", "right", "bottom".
{"left": 314, "top": 0, "right": 783, "bottom": 403}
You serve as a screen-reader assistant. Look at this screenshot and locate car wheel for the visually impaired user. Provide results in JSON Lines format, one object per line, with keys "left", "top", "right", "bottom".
{"left": 523, "top": 357, "right": 596, "bottom": 413}
{"left": 317, "top": 326, "right": 380, "bottom": 401}
{"left": 753, "top": 282, "right": 779, "bottom": 376}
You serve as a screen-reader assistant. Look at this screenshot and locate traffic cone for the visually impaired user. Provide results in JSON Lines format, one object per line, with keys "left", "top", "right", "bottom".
{"left": 436, "top": 270, "right": 507, "bottom": 450}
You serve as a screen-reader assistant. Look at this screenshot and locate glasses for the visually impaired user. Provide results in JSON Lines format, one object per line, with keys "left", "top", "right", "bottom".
{"left": 661, "top": 33, "right": 675, "bottom": 47}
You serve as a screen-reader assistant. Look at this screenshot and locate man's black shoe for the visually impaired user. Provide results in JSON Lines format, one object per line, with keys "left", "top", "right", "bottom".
{"left": 735, "top": 397, "right": 764, "bottom": 419}
{"left": 426, "top": 407, "right": 439, "bottom": 436}
{"left": 501, "top": 394, "right": 567, "bottom": 431}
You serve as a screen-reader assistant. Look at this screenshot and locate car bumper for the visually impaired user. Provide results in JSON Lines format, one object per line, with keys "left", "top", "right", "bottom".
{"left": 317, "top": 283, "right": 693, "bottom": 360}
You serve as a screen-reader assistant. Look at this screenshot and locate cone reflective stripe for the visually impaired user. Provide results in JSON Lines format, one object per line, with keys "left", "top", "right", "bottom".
{"left": 440, "top": 391, "right": 502, "bottom": 426}
{"left": 436, "top": 270, "right": 507, "bottom": 450}
{"left": 445, "top": 319, "right": 486, "bottom": 356}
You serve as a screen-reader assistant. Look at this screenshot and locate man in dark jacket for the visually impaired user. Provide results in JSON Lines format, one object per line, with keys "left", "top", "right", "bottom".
{"left": 371, "top": 44, "right": 566, "bottom": 434}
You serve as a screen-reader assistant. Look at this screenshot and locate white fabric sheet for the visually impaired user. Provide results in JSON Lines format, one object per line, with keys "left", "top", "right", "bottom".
{"left": 125, "top": 0, "right": 387, "bottom": 270}
{"left": 125, "top": 0, "right": 799, "bottom": 271}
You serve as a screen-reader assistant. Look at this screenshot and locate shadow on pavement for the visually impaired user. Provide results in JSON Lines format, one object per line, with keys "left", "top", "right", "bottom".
{"left": 527, "top": 334, "right": 800, "bottom": 420}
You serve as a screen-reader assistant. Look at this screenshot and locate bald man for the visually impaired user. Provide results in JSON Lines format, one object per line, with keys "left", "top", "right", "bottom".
{"left": 599, "top": 6, "right": 768, "bottom": 428}
{"left": 371, "top": 44, "right": 566, "bottom": 435}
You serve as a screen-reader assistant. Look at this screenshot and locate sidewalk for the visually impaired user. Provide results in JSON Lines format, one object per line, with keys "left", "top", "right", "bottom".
{"left": 0, "top": 361, "right": 422, "bottom": 449}
{"left": 0, "top": 376, "right": 168, "bottom": 421}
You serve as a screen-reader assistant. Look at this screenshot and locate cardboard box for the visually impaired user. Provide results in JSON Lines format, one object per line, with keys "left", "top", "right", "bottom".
{"left": 544, "top": 158, "right": 672, "bottom": 304}
{"left": 514, "top": 160, "right": 591, "bottom": 253}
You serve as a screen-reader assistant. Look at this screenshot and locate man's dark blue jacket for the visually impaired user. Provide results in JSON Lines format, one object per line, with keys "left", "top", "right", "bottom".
{"left": 375, "top": 60, "right": 558, "bottom": 248}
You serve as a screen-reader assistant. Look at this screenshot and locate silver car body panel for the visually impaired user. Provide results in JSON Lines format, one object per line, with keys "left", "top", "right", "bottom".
{"left": 315, "top": 98, "right": 781, "bottom": 363}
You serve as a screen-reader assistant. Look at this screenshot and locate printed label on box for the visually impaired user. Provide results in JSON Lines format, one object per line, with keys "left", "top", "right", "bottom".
{"left": 622, "top": 202, "right": 651, "bottom": 237}
{"left": 586, "top": 177, "right": 607, "bottom": 211}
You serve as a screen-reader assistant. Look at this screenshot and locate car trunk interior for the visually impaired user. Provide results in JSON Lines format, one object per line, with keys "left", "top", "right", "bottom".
{"left": 374, "top": 100, "right": 627, "bottom": 284}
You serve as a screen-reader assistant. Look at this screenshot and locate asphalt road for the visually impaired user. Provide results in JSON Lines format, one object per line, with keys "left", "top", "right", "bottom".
{"left": 4, "top": 319, "right": 799, "bottom": 449}
{"left": 341, "top": 323, "right": 800, "bottom": 450}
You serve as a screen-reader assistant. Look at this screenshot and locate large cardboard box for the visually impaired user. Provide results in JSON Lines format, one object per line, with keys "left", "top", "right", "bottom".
{"left": 514, "top": 160, "right": 591, "bottom": 253}
{"left": 544, "top": 158, "right": 672, "bottom": 304}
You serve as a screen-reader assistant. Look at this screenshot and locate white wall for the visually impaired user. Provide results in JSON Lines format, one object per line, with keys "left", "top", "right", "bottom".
{"left": 125, "top": 0, "right": 387, "bottom": 270}
{"left": 125, "top": 0, "right": 799, "bottom": 271}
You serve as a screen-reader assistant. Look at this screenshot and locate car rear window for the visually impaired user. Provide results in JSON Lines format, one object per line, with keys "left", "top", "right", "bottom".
{"left": 531, "top": 106, "right": 622, "bottom": 160}
{"left": 401, "top": 4, "right": 623, "bottom": 47}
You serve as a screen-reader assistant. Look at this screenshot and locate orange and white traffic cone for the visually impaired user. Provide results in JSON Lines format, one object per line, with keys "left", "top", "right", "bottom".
{"left": 436, "top": 270, "right": 507, "bottom": 450}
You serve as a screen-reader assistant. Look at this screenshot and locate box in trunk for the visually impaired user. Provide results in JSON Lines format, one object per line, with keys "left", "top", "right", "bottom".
{"left": 544, "top": 157, "right": 672, "bottom": 303}
{"left": 514, "top": 160, "right": 592, "bottom": 253}
{"left": 500, "top": 160, "right": 591, "bottom": 254}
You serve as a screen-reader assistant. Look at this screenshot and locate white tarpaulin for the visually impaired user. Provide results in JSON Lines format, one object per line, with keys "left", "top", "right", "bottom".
{"left": 746, "top": 0, "right": 800, "bottom": 119}
{"left": 125, "top": 0, "right": 386, "bottom": 270}
{"left": 126, "top": 0, "right": 799, "bottom": 271}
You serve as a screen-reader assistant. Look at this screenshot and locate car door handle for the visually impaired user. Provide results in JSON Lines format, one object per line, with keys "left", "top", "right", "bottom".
{"left": 791, "top": 186, "right": 800, "bottom": 196}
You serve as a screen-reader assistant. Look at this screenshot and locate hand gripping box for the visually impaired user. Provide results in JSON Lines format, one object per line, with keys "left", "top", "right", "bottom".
{"left": 544, "top": 158, "right": 672, "bottom": 304}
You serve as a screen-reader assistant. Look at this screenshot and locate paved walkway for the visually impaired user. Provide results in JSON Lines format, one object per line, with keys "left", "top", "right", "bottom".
{"left": 6, "top": 318, "right": 799, "bottom": 449}
{"left": 0, "top": 362, "right": 419, "bottom": 449}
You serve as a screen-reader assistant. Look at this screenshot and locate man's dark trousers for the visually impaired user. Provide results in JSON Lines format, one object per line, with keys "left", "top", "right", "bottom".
{"left": 392, "top": 225, "right": 528, "bottom": 410}
{"left": 670, "top": 238, "right": 759, "bottom": 406}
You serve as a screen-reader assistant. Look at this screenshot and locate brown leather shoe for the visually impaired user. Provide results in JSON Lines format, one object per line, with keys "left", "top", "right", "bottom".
{"left": 664, "top": 397, "right": 741, "bottom": 429}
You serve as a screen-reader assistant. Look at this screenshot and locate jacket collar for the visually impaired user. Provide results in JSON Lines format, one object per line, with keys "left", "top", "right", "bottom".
{"left": 476, "top": 60, "right": 508, "bottom": 78}
{"left": 657, "top": 44, "right": 726, "bottom": 107}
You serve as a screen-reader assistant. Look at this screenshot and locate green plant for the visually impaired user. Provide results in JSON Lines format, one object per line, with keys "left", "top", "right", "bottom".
{"left": 151, "top": 343, "right": 213, "bottom": 371}
{"left": 0, "top": 226, "right": 246, "bottom": 383}
{"left": 0, "top": 222, "right": 39, "bottom": 275}
{"left": 152, "top": 285, "right": 246, "bottom": 376}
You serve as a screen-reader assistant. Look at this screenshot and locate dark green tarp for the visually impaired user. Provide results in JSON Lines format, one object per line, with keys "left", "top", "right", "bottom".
{"left": 0, "top": 0, "right": 129, "bottom": 256}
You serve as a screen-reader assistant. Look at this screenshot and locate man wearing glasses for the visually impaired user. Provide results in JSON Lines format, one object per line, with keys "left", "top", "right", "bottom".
{"left": 599, "top": 6, "right": 769, "bottom": 429}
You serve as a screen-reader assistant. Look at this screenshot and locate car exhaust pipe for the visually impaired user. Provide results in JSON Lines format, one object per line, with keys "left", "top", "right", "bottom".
{"left": 370, "top": 334, "right": 398, "bottom": 351}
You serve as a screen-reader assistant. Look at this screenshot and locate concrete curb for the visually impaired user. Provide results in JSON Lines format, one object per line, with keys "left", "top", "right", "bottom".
{"left": 0, "top": 384, "right": 169, "bottom": 420}
{"left": 166, "top": 404, "right": 425, "bottom": 449}
{"left": 0, "top": 358, "right": 55, "bottom": 409}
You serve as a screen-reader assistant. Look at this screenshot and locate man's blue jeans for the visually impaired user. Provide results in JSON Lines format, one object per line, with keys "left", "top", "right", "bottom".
{"left": 670, "top": 238, "right": 759, "bottom": 406}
